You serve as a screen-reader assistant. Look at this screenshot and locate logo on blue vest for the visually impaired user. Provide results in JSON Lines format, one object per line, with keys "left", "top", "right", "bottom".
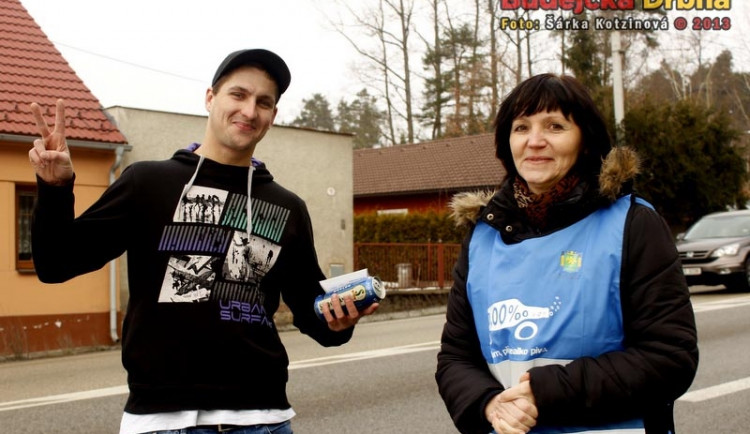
{"left": 560, "top": 250, "right": 582, "bottom": 273}
{"left": 487, "top": 297, "right": 562, "bottom": 340}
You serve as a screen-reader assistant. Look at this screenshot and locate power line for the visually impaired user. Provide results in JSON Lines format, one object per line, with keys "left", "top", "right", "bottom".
{"left": 52, "top": 41, "right": 205, "bottom": 83}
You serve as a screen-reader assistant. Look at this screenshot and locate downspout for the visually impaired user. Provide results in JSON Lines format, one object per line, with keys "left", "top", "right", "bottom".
{"left": 109, "top": 146, "right": 125, "bottom": 343}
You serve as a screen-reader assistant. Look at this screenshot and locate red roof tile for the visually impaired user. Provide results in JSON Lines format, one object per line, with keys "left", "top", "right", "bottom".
{"left": 354, "top": 134, "right": 507, "bottom": 196}
{"left": 0, "top": 0, "right": 127, "bottom": 144}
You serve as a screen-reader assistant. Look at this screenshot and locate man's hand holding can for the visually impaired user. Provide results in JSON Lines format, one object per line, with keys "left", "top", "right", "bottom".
{"left": 315, "top": 276, "right": 385, "bottom": 331}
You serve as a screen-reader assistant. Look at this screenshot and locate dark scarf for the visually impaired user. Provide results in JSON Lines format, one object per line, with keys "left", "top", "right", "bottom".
{"left": 513, "top": 173, "right": 581, "bottom": 230}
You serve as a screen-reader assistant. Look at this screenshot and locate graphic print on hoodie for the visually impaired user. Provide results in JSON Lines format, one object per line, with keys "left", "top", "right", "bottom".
{"left": 156, "top": 183, "right": 289, "bottom": 327}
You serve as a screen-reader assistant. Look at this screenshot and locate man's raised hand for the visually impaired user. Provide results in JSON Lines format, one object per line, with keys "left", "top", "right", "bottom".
{"left": 29, "top": 99, "right": 74, "bottom": 185}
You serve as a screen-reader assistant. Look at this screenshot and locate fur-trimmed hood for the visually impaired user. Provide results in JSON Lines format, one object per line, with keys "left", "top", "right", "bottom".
{"left": 450, "top": 146, "right": 640, "bottom": 227}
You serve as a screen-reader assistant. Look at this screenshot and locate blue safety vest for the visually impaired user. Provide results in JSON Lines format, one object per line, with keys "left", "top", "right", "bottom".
{"left": 467, "top": 195, "right": 648, "bottom": 434}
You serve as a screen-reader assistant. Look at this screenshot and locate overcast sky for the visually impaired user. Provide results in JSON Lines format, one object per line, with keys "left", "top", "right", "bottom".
{"left": 19, "top": 0, "right": 750, "bottom": 126}
{"left": 20, "top": 0, "right": 363, "bottom": 123}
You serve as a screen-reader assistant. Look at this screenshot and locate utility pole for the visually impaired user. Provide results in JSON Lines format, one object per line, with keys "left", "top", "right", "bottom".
{"left": 611, "top": 31, "right": 625, "bottom": 146}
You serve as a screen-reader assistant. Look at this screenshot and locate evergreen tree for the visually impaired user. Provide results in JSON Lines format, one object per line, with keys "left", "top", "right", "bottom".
{"left": 562, "top": 11, "right": 609, "bottom": 109}
{"left": 419, "top": 36, "right": 453, "bottom": 140}
{"left": 624, "top": 98, "right": 747, "bottom": 230}
{"left": 442, "top": 22, "right": 489, "bottom": 138}
{"left": 291, "top": 93, "right": 335, "bottom": 131}
{"left": 337, "top": 89, "right": 385, "bottom": 149}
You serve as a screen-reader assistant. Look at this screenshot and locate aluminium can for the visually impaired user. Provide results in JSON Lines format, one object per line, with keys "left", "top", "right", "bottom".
{"left": 314, "top": 276, "right": 386, "bottom": 320}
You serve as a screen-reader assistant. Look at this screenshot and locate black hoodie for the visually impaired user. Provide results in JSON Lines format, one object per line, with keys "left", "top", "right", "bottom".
{"left": 33, "top": 149, "right": 352, "bottom": 413}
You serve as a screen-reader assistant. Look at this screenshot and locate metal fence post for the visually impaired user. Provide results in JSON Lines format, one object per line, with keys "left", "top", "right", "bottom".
{"left": 437, "top": 242, "right": 445, "bottom": 288}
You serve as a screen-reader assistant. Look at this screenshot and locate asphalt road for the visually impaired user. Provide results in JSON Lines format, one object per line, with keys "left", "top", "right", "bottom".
{"left": 1, "top": 287, "right": 749, "bottom": 433}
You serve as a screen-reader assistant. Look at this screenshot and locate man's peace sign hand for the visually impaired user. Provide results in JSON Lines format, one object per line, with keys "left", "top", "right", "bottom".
{"left": 29, "top": 99, "right": 74, "bottom": 185}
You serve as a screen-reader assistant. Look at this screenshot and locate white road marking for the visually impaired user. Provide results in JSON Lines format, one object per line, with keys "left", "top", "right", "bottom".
{"left": 0, "top": 385, "right": 128, "bottom": 412}
{"left": 692, "top": 295, "right": 750, "bottom": 313}
{"left": 678, "top": 377, "right": 750, "bottom": 403}
{"left": 0, "top": 341, "right": 441, "bottom": 412}
{"left": 3, "top": 296, "right": 749, "bottom": 413}
{"left": 288, "top": 341, "right": 440, "bottom": 370}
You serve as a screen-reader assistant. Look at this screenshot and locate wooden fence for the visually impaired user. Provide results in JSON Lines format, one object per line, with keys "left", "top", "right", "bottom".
{"left": 353, "top": 242, "right": 461, "bottom": 289}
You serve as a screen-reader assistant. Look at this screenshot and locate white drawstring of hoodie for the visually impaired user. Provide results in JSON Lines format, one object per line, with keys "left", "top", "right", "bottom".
{"left": 177, "top": 154, "right": 254, "bottom": 237}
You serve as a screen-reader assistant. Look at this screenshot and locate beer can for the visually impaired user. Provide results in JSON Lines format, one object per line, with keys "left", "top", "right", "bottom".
{"left": 314, "top": 276, "right": 385, "bottom": 320}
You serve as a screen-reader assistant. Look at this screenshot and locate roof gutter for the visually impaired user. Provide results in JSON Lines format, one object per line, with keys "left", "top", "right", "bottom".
{"left": 0, "top": 133, "right": 131, "bottom": 151}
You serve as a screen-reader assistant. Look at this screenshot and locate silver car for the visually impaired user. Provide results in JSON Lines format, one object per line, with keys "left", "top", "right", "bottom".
{"left": 676, "top": 209, "right": 750, "bottom": 292}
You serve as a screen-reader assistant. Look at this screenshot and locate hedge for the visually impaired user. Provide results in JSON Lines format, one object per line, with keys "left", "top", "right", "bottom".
{"left": 353, "top": 210, "right": 466, "bottom": 243}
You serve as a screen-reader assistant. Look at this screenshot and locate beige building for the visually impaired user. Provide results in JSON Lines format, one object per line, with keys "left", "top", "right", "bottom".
{"left": 105, "top": 107, "right": 355, "bottom": 309}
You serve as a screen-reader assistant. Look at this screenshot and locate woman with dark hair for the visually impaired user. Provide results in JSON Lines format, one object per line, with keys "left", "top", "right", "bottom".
{"left": 435, "top": 74, "right": 698, "bottom": 434}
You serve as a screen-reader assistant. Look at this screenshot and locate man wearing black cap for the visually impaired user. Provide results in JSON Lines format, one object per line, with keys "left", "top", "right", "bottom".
{"left": 28, "top": 49, "right": 377, "bottom": 434}
{"left": 196, "top": 49, "right": 292, "bottom": 167}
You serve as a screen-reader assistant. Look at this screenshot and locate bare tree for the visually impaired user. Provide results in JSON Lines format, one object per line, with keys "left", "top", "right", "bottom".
{"left": 494, "top": 8, "right": 536, "bottom": 84}
{"left": 326, "top": 0, "right": 416, "bottom": 145}
{"left": 486, "top": 0, "right": 499, "bottom": 118}
{"left": 387, "top": 0, "right": 416, "bottom": 144}
{"left": 441, "top": 5, "right": 472, "bottom": 137}
{"left": 416, "top": 0, "right": 448, "bottom": 139}
{"left": 467, "top": 0, "right": 482, "bottom": 133}
{"left": 661, "top": 61, "right": 689, "bottom": 101}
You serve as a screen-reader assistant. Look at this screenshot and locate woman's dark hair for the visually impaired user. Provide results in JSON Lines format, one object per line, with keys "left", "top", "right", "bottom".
{"left": 493, "top": 73, "right": 612, "bottom": 181}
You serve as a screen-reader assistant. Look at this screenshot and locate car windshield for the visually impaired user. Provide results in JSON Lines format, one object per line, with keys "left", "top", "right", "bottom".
{"left": 684, "top": 214, "right": 750, "bottom": 239}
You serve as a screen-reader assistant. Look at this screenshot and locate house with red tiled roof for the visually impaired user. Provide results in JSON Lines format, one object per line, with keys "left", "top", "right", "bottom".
{"left": 0, "top": 0, "right": 129, "bottom": 358}
{"left": 353, "top": 134, "right": 506, "bottom": 214}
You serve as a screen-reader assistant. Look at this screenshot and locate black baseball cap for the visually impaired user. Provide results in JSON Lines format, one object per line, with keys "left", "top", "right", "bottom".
{"left": 211, "top": 49, "right": 291, "bottom": 100}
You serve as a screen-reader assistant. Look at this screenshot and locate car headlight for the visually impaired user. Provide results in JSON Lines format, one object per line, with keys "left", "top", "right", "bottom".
{"left": 711, "top": 243, "right": 740, "bottom": 257}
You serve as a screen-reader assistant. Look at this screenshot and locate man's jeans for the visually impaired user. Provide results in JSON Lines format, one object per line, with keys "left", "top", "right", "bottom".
{"left": 147, "top": 420, "right": 293, "bottom": 434}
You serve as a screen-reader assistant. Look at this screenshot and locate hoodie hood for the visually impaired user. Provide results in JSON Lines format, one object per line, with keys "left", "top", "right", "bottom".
{"left": 172, "top": 149, "right": 275, "bottom": 236}
{"left": 171, "top": 149, "right": 274, "bottom": 183}
{"left": 450, "top": 146, "right": 640, "bottom": 227}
